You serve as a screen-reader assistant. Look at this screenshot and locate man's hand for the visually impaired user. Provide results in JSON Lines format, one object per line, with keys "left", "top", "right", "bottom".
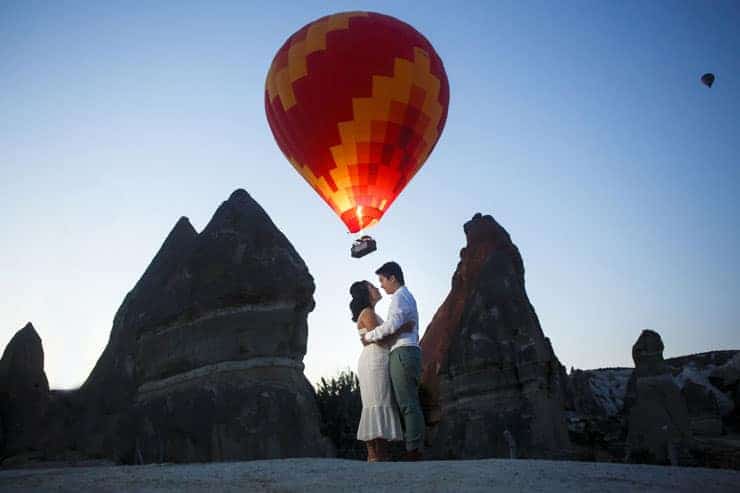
{"left": 360, "top": 333, "right": 371, "bottom": 346}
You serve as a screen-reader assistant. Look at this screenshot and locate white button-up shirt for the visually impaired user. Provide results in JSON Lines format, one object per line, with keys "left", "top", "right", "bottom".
{"left": 364, "top": 285, "right": 419, "bottom": 351}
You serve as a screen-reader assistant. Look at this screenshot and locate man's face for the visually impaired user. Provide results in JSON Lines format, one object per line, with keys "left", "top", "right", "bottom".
{"left": 378, "top": 274, "right": 398, "bottom": 295}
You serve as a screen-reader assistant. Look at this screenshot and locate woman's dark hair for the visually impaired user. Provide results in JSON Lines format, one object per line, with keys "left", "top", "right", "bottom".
{"left": 375, "top": 261, "right": 405, "bottom": 286}
{"left": 349, "top": 281, "right": 371, "bottom": 322}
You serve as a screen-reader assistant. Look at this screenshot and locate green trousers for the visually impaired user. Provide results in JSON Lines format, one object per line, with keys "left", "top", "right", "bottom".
{"left": 389, "top": 346, "right": 425, "bottom": 451}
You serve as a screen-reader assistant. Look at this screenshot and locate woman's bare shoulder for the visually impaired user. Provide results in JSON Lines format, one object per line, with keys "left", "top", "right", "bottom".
{"left": 357, "top": 307, "right": 376, "bottom": 329}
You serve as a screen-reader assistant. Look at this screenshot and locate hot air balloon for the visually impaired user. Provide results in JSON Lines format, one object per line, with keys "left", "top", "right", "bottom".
{"left": 265, "top": 12, "right": 450, "bottom": 256}
{"left": 701, "top": 73, "right": 715, "bottom": 88}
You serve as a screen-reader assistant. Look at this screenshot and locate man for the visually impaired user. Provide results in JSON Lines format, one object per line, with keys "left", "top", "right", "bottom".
{"left": 361, "top": 261, "right": 424, "bottom": 460}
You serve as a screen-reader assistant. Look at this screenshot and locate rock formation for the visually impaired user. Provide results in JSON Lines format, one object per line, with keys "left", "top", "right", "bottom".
{"left": 0, "top": 189, "right": 331, "bottom": 464}
{"left": 565, "top": 345, "right": 740, "bottom": 468}
{"left": 567, "top": 367, "right": 632, "bottom": 419}
{"left": 682, "top": 381, "right": 722, "bottom": 436}
{"left": 709, "top": 353, "right": 740, "bottom": 429}
{"left": 4, "top": 198, "right": 739, "bottom": 469}
{"left": 420, "top": 213, "right": 571, "bottom": 459}
{"left": 623, "top": 330, "right": 692, "bottom": 464}
{"left": 564, "top": 367, "right": 631, "bottom": 462}
{"left": 0, "top": 323, "right": 49, "bottom": 456}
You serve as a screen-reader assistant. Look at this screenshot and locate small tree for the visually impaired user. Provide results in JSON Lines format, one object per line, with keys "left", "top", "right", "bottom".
{"left": 315, "top": 369, "right": 364, "bottom": 459}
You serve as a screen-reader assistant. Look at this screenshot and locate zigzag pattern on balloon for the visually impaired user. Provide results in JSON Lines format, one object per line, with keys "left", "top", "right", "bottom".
{"left": 265, "top": 11, "right": 449, "bottom": 233}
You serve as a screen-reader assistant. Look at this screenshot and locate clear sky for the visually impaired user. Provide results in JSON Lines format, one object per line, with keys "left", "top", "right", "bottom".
{"left": 2, "top": 1, "right": 739, "bottom": 390}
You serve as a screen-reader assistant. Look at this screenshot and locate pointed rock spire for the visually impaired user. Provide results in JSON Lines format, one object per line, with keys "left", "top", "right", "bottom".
{"left": 0, "top": 322, "right": 49, "bottom": 454}
{"left": 420, "top": 213, "right": 570, "bottom": 459}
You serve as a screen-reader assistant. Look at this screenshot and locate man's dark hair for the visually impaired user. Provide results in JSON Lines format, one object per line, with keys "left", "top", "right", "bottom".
{"left": 375, "top": 261, "right": 405, "bottom": 286}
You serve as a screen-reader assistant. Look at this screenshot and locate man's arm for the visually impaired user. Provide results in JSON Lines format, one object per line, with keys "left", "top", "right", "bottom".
{"left": 361, "top": 320, "right": 415, "bottom": 346}
{"left": 363, "top": 294, "right": 408, "bottom": 342}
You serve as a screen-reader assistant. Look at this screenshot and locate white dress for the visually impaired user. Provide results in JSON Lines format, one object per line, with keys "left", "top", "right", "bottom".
{"left": 356, "top": 309, "right": 404, "bottom": 441}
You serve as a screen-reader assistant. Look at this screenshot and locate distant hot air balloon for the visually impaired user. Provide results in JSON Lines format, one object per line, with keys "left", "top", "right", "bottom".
{"left": 265, "top": 11, "right": 450, "bottom": 238}
{"left": 701, "top": 73, "right": 715, "bottom": 88}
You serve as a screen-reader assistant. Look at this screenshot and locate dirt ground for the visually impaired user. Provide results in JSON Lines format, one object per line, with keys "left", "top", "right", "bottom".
{"left": 1, "top": 458, "right": 739, "bottom": 492}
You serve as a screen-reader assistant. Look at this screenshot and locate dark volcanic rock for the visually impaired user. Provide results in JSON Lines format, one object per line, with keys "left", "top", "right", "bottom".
{"left": 566, "top": 348, "right": 740, "bottom": 468}
{"left": 420, "top": 213, "right": 571, "bottom": 459}
{"left": 69, "top": 215, "right": 200, "bottom": 461}
{"left": 625, "top": 330, "right": 692, "bottom": 465}
{"left": 622, "top": 350, "right": 737, "bottom": 437}
{"left": 709, "top": 353, "right": 740, "bottom": 430}
{"left": 134, "top": 366, "right": 323, "bottom": 462}
{"left": 682, "top": 380, "right": 723, "bottom": 436}
{"left": 128, "top": 190, "right": 325, "bottom": 462}
{"left": 564, "top": 367, "right": 632, "bottom": 462}
{"left": 0, "top": 323, "right": 49, "bottom": 455}
{"left": 2, "top": 189, "right": 330, "bottom": 465}
{"left": 672, "top": 352, "right": 736, "bottom": 419}
{"left": 568, "top": 368, "right": 632, "bottom": 418}
{"left": 710, "top": 353, "right": 740, "bottom": 391}
{"left": 133, "top": 190, "right": 314, "bottom": 385}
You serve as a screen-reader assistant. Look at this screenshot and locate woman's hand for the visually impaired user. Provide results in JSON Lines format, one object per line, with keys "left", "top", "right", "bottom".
{"left": 360, "top": 333, "right": 371, "bottom": 346}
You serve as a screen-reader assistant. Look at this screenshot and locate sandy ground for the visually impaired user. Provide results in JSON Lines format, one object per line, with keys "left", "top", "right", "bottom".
{"left": 1, "top": 458, "right": 738, "bottom": 492}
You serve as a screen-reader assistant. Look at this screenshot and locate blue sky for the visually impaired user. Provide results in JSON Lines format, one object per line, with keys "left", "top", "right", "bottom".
{"left": 2, "top": 1, "right": 739, "bottom": 389}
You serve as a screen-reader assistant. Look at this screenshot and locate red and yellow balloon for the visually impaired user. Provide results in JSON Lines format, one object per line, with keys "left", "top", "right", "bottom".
{"left": 265, "top": 11, "right": 450, "bottom": 233}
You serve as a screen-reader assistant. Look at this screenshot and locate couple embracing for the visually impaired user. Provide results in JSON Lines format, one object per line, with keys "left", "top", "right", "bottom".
{"left": 349, "top": 261, "right": 424, "bottom": 462}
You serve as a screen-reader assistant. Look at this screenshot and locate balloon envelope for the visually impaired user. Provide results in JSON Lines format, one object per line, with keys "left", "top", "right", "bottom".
{"left": 265, "top": 12, "right": 450, "bottom": 233}
{"left": 701, "top": 73, "right": 715, "bottom": 88}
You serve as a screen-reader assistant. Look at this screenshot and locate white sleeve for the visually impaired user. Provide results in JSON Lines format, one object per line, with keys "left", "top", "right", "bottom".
{"left": 364, "top": 293, "right": 407, "bottom": 342}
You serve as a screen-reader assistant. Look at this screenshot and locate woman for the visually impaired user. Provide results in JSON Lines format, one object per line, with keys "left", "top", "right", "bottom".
{"left": 350, "top": 280, "right": 408, "bottom": 462}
